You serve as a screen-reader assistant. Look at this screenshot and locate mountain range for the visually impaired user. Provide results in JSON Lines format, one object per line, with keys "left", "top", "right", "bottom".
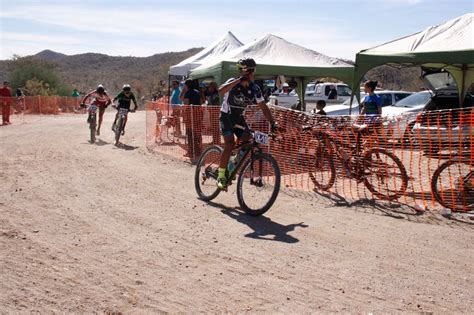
{"left": 0, "top": 48, "right": 203, "bottom": 97}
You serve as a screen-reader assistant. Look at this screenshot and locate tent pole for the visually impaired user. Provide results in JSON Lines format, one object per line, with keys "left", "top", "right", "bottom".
{"left": 460, "top": 64, "right": 467, "bottom": 107}
{"left": 167, "top": 74, "right": 171, "bottom": 115}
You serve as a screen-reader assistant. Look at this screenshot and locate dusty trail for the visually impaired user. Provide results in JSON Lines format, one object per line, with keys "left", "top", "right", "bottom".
{"left": 0, "top": 112, "right": 473, "bottom": 313}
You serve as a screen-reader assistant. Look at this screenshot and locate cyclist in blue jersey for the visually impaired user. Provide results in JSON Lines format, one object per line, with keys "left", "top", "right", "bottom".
{"left": 217, "top": 58, "right": 276, "bottom": 190}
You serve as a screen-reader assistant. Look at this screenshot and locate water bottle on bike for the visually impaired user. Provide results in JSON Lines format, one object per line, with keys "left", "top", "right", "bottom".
{"left": 227, "top": 149, "right": 245, "bottom": 174}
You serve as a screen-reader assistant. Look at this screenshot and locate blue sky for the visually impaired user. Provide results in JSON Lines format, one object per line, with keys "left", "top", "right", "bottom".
{"left": 0, "top": 0, "right": 472, "bottom": 60}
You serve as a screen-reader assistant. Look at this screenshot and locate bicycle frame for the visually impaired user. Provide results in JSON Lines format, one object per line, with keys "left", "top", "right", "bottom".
{"left": 315, "top": 124, "right": 370, "bottom": 181}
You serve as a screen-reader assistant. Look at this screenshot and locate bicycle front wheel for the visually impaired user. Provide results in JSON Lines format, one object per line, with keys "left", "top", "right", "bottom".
{"left": 115, "top": 116, "right": 123, "bottom": 144}
{"left": 363, "top": 148, "right": 408, "bottom": 200}
{"left": 431, "top": 159, "right": 473, "bottom": 211}
{"left": 237, "top": 153, "right": 281, "bottom": 216}
{"left": 89, "top": 115, "right": 96, "bottom": 143}
{"left": 194, "top": 145, "right": 223, "bottom": 201}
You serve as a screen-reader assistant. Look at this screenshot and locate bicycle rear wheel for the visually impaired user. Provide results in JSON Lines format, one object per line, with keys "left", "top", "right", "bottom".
{"left": 363, "top": 148, "right": 408, "bottom": 200}
{"left": 194, "top": 145, "right": 223, "bottom": 201}
{"left": 308, "top": 138, "right": 335, "bottom": 191}
{"left": 431, "top": 159, "right": 473, "bottom": 211}
{"left": 237, "top": 153, "right": 281, "bottom": 216}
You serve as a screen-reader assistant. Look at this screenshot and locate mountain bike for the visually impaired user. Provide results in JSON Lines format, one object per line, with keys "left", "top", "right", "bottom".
{"left": 195, "top": 125, "right": 281, "bottom": 216}
{"left": 431, "top": 158, "right": 473, "bottom": 211}
{"left": 81, "top": 103, "right": 98, "bottom": 143}
{"left": 308, "top": 122, "right": 408, "bottom": 200}
{"left": 113, "top": 107, "right": 134, "bottom": 145}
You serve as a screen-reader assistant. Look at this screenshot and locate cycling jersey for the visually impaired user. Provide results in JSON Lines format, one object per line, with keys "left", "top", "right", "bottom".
{"left": 82, "top": 91, "right": 111, "bottom": 107}
{"left": 220, "top": 78, "right": 264, "bottom": 116}
{"left": 114, "top": 91, "right": 137, "bottom": 110}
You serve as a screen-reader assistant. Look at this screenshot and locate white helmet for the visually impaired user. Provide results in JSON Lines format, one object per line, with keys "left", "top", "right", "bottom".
{"left": 122, "top": 84, "right": 131, "bottom": 91}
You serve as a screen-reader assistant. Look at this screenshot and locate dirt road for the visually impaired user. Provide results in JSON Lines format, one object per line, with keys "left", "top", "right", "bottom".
{"left": 1, "top": 112, "right": 473, "bottom": 313}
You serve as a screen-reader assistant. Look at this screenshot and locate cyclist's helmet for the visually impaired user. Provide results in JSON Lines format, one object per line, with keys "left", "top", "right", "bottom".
{"left": 236, "top": 58, "right": 256, "bottom": 72}
{"left": 122, "top": 84, "right": 131, "bottom": 92}
{"left": 96, "top": 84, "right": 105, "bottom": 94}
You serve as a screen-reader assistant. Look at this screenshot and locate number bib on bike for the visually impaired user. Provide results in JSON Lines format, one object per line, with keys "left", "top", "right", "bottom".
{"left": 254, "top": 131, "right": 269, "bottom": 145}
{"left": 119, "top": 108, "right": 128, "bottom": 116}
{"left": 90, "top": 105, "right": 98, "bottom": 113}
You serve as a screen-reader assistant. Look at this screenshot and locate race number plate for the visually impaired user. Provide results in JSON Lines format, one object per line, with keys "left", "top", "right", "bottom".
{"left": 119, "top": 108, "right": 128, "bottom": 116}
{"left": 89, "top": 105, "right": 97, "bottom": 113}
{"left": 254, "top": 131, "right": 269, "bottom": 145}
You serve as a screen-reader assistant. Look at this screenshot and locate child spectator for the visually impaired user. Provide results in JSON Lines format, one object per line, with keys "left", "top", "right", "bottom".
{"left": 316, "top": 100, "right": 327, "bottom": 116}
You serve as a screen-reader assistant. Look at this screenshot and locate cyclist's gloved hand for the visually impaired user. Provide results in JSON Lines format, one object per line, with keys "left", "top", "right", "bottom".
{"left": 239, "top": 75, "right": 249, "bottom": 82}
{"left": 270, "top": 121, "right": 278, "bottom": 133}
{"left": 79, "top": 103, "right": 86, "bottom": 108}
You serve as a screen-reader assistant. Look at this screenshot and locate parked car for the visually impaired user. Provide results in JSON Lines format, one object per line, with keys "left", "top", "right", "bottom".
{"left": 268, "top": 87, "right": 299, "bottom": 108}
{"left": 384, "top": 90, "right": 433, "bottom": 140}
{"left": 412, "top": 91, "right": 473, "bottom": 154}
{"left": 305, "top": 82, "right": 352, "bottom": 105}
{"left": 324, "top": 90, "right": 413, "bottom": 116}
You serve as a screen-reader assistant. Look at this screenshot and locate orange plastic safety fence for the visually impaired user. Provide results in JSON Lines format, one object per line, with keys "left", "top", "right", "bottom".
{"left": 0, "top": 96, "right": 82, "bottom": 123}
{"left": 146, "top": 100, "right": 473, "bottom": 212}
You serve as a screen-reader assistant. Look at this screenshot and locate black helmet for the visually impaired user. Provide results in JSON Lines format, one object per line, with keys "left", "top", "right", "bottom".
{"left": 236, "top": 58, "right": 256, "bottom": 71}
{"left": 96, "top": 84, "right": 105, "bottom": 93}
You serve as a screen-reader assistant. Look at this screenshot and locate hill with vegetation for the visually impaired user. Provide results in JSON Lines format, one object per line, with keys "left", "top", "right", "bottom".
{"left": 0, "top": 48, "right": 203, "bottom": 98}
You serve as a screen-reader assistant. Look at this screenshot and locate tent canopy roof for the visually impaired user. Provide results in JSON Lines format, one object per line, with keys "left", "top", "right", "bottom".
{"left": 190, "top": 34, "right": 354, "bottom": 85}
{"left": 169, "top": 31, "right": 243, "bottom": 76}
{"left": 353, "top": 13, "right": 474, "bottom": 99}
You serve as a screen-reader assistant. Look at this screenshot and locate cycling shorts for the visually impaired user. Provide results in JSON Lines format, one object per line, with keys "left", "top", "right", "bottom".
{"left": 219, "top": 112, "right": 249, "bottom": 139}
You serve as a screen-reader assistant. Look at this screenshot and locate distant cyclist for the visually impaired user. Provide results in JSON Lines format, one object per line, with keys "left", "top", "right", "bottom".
{"left": 81, "top": 84, "right": 112, "bottom": 135}
{"left": 112, "top": 84, "right": 138, "bottom": 135}
{"left": 217, "top": 58, "right": 276, "bottom": 190}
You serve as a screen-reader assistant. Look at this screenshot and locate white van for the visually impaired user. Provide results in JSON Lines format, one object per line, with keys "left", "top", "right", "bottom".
{"left": 305, "top": 82, "right": 352, "bottom": 104}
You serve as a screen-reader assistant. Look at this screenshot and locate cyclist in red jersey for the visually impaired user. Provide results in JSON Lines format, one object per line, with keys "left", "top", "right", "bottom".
{"left": 81, "top": 84, "right": 112, "bottom": 135}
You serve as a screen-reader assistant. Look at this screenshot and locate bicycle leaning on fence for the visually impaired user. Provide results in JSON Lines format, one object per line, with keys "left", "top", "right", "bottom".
{"left": 194, "top": 125, "right": 281, "bottom": 216}
{"left": 431, "top": 158, "right": 474, "bottom": 211}
{"left": 305, "top": 120, "right": 409, "bottom": 200}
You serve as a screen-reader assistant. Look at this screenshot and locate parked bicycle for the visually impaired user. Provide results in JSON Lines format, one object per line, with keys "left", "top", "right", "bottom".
{"left": 306, "top": 120, "right": 409, "bottom": 200}
{"left": 195, "top": 125, "right": 281, "bottom": 216}
{"left": 431, "top": 158, "right": 473, "bottom": 211}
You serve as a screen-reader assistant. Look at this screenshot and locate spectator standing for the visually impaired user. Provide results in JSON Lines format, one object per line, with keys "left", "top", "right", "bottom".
{"left": 206, "top": 81, "right": 221, "bottom": 145}
{"left": 328, "top": 85, "right": 337, "bottom": 100}
{"left": 72, "top": 88, "right": 80, "bottom": 98}
{"left": 0, "top": 81, "right": 12, "bottom": 125}
{"left": 181, "top": 79, "right": 202, "bottom": 161}
{"left": 170, "top": 80, "right": 183, "bottom": 136}
{"left": 15, "top": 88, "right": 25, "bottom": 114}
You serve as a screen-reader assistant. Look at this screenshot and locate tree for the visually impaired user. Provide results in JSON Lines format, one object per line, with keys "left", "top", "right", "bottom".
{"left": 7, "top": 55, "right": 72, "bottom": 96}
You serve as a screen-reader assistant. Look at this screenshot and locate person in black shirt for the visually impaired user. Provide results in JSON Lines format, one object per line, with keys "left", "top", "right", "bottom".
{"left": 316, "top": 100, "right": 327, "bottom": 115}
{"left": 112, "top": 84, "right": 138, "bottom": 136}
{"left": 327, "top": 85, "right": 337, "bottom": 100}
{"left": 181, "top": 79, "right": 203, "bottom": 160}
{"left": 206, "top": 81, "right": 221, "bottom": 145}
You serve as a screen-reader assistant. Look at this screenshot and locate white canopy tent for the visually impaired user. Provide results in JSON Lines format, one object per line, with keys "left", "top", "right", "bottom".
{"left": 169, "top": 31, "right": 243, "bottom": 76}
{"left": 352, "top": 13, "right": 474, "bottom": 111}
{"left": 190, "top": 34, "right": 354, "bottom": 108}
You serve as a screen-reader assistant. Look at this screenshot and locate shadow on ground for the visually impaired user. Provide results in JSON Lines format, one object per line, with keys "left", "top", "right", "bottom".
{"left": 207, "top": 201, "right": 308, "bottom": 243}
{"left": 280, "top": 187, "right": 474, "bottom": 230}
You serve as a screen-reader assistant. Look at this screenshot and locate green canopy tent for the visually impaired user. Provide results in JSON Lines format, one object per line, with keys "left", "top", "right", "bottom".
{"left": 190, "top": 34, "right": 354, "bottom": 110}
{"left": 351, "top": 13, "right": 474, "bottom": 114}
